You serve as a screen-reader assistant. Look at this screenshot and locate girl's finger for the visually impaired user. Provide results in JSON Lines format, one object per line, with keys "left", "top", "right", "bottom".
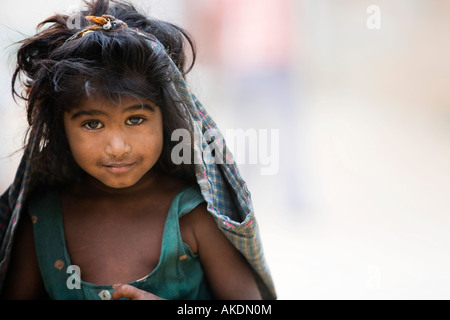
{"left": 111, "top": 283, "right": 142, "bottom": 300}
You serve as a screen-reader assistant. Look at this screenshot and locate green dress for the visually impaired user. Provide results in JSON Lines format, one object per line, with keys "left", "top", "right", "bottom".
{"left": 28, "top": 185, "right": 213, "bottom": 300}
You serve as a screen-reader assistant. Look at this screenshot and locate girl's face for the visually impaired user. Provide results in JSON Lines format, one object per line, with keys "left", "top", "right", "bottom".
{"left": 63, "top": 96, "right": 164, "bottom": 189}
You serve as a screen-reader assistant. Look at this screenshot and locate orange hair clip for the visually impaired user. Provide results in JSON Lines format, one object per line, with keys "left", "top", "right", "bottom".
{"left": 65, "top": 14, "right": 128, "bottom": 43}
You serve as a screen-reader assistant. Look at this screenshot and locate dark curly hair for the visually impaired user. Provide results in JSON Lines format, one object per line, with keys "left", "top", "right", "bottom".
{"left": 12, "top": 0, "right": 197, "bottom": 186}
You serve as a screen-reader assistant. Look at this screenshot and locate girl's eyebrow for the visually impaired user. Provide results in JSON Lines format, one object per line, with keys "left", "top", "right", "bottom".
{"left": 70, "top": 104, "right": 155, "bottom": 120}
{"left": 70, "top": 109, "right": 106, "bottom": 120}
{"left": 123, "top": 104, "right": 155, "bottom": 113}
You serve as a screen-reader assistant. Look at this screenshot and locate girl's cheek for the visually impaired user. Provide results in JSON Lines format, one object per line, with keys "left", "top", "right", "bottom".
{"left": 65, "top": 131, "right": 99, "bottom": 165}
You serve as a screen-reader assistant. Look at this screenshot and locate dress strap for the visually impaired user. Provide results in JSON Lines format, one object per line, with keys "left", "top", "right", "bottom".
{"left": 156, "top": 185, "right": 205, "bottom": 272}
{"left": 29, "top": 189, "right": 85, "bottom": 299}
{"left": 174, "top": 185, "right": 206, "bottom": 218}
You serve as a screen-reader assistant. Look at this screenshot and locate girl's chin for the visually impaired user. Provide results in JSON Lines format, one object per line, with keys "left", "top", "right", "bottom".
{"left": 85, "top": 169, "right": 157, "bottom": 192}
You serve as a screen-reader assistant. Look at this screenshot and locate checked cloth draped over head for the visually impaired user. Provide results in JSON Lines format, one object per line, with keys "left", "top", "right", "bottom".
{"left": 0, "top": 35, "right": 277, "bottom": 299}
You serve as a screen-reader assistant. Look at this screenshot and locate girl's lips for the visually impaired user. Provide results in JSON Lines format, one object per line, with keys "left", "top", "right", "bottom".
{"left": 103, "top": 163, "right": 136, "bottom": 173}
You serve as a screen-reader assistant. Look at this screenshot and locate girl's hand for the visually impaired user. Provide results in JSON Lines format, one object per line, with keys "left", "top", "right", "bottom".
{"left": 112, "top": 284, "right": 165, "bottom": 300}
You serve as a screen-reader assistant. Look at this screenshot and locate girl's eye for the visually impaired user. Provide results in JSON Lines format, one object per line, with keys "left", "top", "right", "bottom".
{"left": 126, "top": 116, "right": 145, "bottom": 126}
{"left": 83, "top": 120, "right": 104, "bottom": 130}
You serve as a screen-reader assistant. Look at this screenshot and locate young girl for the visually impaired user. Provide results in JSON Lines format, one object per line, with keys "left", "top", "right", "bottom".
{"left": 0, "top": 0, "right": 276, "bottom": 300}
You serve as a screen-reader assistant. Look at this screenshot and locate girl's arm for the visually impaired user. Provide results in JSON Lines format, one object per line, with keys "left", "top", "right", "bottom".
{"left": 0, "top": 211, "right": 47, "bottom": 300}
{"left": 189, "top": 204, "right": 262, "bottom": 300}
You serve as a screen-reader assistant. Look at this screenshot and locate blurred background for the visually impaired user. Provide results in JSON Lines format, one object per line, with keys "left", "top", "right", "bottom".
{"left": 1, "top": 0, "right": 450, "bottom": 299}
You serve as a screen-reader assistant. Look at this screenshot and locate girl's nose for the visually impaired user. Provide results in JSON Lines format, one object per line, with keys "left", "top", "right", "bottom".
{"left": 104, "top": 132, "right": 132, "bottom": 159}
